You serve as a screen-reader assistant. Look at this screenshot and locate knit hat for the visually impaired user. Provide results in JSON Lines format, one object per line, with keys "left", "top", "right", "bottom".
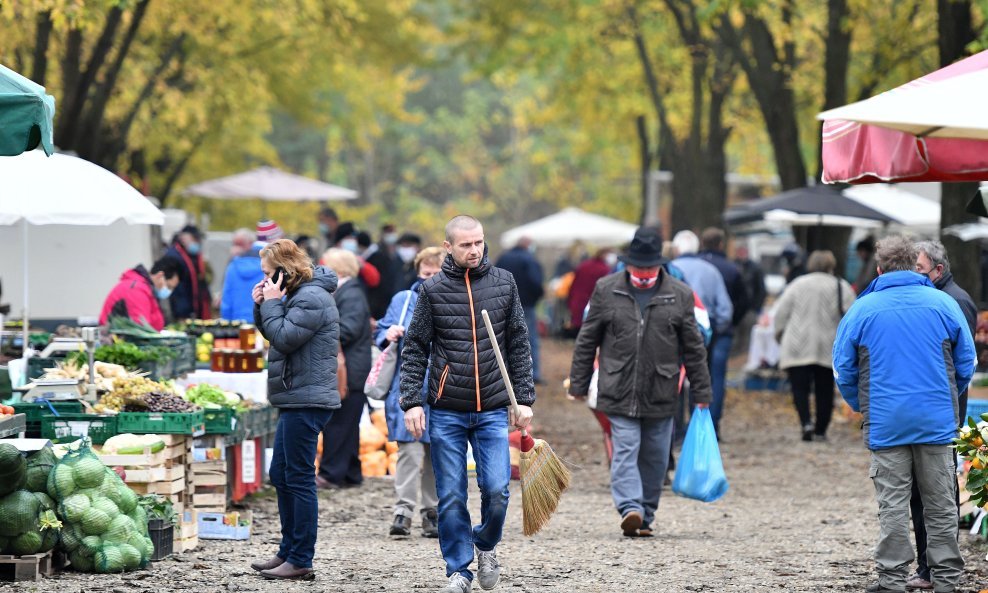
{"left": 256, "top": 220, "right": 284, "bottom": 243}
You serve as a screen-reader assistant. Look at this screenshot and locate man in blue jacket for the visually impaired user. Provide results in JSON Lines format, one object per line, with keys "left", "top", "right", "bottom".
{"left": 833, "top": 235, "right": 975, "bottom": 593}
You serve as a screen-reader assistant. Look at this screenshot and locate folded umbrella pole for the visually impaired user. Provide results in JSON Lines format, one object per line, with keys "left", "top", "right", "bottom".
{"left": 481, "top": 309, "right": 571, "bottom": 536}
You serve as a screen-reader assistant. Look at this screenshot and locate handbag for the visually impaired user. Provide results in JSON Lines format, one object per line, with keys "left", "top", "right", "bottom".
{"left": 672, "top": 407, "right": 729, "bottom": 502}
{"left": 365, "top": 292, "right": 413, "bottom": 400}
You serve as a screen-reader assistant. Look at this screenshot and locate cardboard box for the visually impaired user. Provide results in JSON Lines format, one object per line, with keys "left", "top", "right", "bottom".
{"left": 197, "top": 511, "right": 251, "bottom": 540}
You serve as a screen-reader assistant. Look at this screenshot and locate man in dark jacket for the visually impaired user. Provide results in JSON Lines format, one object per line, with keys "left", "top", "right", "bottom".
{"left": 166, "top": 224, "right": 212, "bottom": 320}
{"left": 358, "top": 230, "right": 400, "bottom": 319}
{"left": 400, "top": 215, "right": 534, "bottom": 593}
{"left": 568, "top": 227, "right": 712, "bottom": 538}
{"left": 698, "top": 227, "right": 748, "bottom": 434}
{"left": 907, "top": 240, "right": 978, "bottom": 590}
{"left": 495, "top": 237, "right": 545, "bottom": 383}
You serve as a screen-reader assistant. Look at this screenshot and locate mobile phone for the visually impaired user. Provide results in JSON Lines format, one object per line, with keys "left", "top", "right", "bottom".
{"left": 271, "top": 267, "right": 287, "bottom": 286}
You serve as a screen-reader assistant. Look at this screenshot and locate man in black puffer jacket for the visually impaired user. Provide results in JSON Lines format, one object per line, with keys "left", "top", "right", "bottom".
{"left": 400, "top": 215, "right": 534, "bottom": 593}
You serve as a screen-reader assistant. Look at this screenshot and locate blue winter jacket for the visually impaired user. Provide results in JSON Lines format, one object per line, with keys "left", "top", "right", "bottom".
{"left": 832, "top": 271, "right": 976, "bottom": 450}
{"left": 374, "top": 282, "right": 430, "bottom": 443}
{"left": 221, "top": 252, "right": 265, "bottom": 322}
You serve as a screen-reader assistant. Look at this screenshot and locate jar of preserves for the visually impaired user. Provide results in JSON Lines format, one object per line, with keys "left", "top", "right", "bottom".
{"left": 239, "top": 325, "right": 257, "bottom": 350}
{"left": 210, "top": 349, "right": 225, "bottom": 373}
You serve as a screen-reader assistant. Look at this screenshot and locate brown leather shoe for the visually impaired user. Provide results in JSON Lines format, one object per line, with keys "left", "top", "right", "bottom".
{"left": 620, "top": 511, "right": 643, "bottom": 537}
{"left": 260, "top": 562, "right": 315, "bottom": 580}
{"left": 250, "top": 556, "right": 284, "bottom": 572}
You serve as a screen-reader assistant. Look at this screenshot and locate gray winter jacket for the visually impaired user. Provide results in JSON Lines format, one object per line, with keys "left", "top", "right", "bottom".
{"left": 335, "top": 279, "right": 373, "bottom": 394}
{"left": 255, "top": 266, "right": 342, "bottom": 410}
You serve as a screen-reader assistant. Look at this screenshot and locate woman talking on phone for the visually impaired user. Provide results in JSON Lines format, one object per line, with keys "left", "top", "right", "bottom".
{"left": 249, "top": 238, "right": 342, "bottom": 581}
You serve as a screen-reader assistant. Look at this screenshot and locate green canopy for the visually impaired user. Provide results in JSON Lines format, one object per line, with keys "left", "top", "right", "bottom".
{"left": 0, "top": 64, "right": 55, "bottom": 156}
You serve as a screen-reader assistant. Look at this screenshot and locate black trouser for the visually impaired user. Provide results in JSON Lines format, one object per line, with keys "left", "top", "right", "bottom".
{"left": 786, "top": 364, "right": 834, "bottom": 435}
{"left": 911, "top": 389, "right": 967, "bottom": 581}
{"left": 319, "top": 390, "right": 367, "bottom": 486}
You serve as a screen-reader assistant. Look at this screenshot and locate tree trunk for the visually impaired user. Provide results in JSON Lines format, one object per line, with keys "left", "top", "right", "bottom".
{"left": 816, "top": 0, "right": 851, "bottom": 180}
{"left": 938, "top": 0, "right": 979, "bottom": 297}
{"left": 58, "top": 29, "right": 84, "bottom": 148}
{"left": 636, "top": 115, "right": 651, "bottom": 226}
{"left": 717, "top": 5, "right": 807, "bottom": 190}
{"left": 31, "top": 11, "right": 53, "bottom": 85}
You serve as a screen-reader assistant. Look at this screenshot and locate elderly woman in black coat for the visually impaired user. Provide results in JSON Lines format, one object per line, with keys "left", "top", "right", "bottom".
{"left": 317, "top": 247, "right": 373, "bottom": 489}
{"left": 249, "top": 239, "right": 341, "bottom": 581}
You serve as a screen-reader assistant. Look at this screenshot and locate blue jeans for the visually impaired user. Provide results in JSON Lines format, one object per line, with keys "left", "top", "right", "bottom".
{"left": 708, "top": 333, "right": 733, "bottom": 432}
{"left": 607, "top": 415, "right": 674, "bottom": 528}
{"left": 429, "top": 408, "right": 511, "bottom": 582}
{"left": 524, "top": 306, "right": 541, "bottom": 382}
{"left": 269, "top": 408, "right": 334, "bottom": 569}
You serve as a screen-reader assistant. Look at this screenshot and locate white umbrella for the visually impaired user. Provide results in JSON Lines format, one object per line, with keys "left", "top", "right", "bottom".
{"left": 818, "top": 68, "right": 988, "bottom": 141}
{"left": 0, "top": 150, "right": 164, "bottom": 353}
{"left": 182, "top": 166, "right": 357, "bottom": 201}
{"left": 761, "top": 209, "right": 886, "bottom": 229}
{"left": 500, "top": 207, "right": 638, "bottom": 249}
{"left": 842, "top": 184, "right": 940, "bottom": 228}
{"left": 943, "top": 223, "right": 988, "bottom": 242}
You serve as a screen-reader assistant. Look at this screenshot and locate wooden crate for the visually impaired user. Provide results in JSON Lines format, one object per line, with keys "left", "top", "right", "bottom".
{"left": 192, "top": 491, "right": 225, "bottom": 509}
{"left": 173, "top": 510, "right": 199, "bottom": 541}
{"left": 124, "top": 464, "right": 186, "bottom": 484}
{"left": 127, "top": 476, "right": 186, "bottom": 496}
{"left": 190, "top": 462, "right": 227, "bottom": 488}
{"left": 0, "top": 551, "right": 54, "bottom": 582}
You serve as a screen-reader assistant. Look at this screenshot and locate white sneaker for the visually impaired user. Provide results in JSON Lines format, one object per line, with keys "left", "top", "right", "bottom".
{"left": 476, "top": 547, "right": 501, "bottom": 590}
{"left": 440, "top": 572, "right": 472, "bottom": 593}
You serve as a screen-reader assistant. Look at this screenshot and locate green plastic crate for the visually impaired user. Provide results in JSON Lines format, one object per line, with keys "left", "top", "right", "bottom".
{"left": 203, "top": 408, "right": 237, "bottom": 435}
{"left": 40, "top": 413, "right": 117, "bottom": 444}
{"left": 116, "top": 410, "right": 205, "bottom": 435}
{"left": 13, "top": 400, "right": 85, "bottom": 437}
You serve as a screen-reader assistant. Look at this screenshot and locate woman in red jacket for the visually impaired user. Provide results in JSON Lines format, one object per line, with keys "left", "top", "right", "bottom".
{"left": 566, "top": 247, "right": 616, "bottom": 337}
{"left": 99, "top": 257, "right": 182, "bottom": 330}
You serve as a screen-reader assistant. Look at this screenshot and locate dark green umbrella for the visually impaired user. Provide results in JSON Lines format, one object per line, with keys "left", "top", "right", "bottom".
{"left": 0, "top": 64, "right": 55, "bottom": 156}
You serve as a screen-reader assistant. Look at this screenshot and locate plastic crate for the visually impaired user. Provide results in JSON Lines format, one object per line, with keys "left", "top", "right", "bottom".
{"left": 203, "top": 408, "right": 237, "bottom": 435}
{"left": 115, "top": 334, "right": 196, "bottom": 377}
{"left": 12, "top": 401, "right": 85, "bottom": 437}
{"left": 116, "top": 410, "right": 205, "bottom": 436}
{"left": 966, "top": 399, "right": 988, "bottom": 423}
{"left": 147, "top": 519, "right": 175, "bottom": 561}
{"left": 40, "top": 413, "right": 117, "bottom": 444}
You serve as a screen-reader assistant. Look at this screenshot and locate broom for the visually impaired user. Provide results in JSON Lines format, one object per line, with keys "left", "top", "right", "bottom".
{"left": 481, "top": 309, "right": 571, "bottom": 536}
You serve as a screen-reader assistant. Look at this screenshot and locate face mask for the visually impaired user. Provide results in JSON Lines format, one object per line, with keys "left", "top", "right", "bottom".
{"left": 155, "top": 285, "right": 173, "bottom": 299}
{"left": 341, "top": 238, "right": 358, "bottom": 253}
{"left": 629, "top": 270, "right": 659, "bottom": 289}
{"left": 528, "top": 244, "right": 537, "bottom": 255}
{"left": 383, "top": 233, "right": 399, "bottom": 246}
{"left": 604, "top": 253, "right": 618, "bottom": 268}
{"left": 318, "top": 223, "right": 330, "bottom": 236}
{"left": 186, "top": 242, "right": 201, "bottom": 256}
{"left": 397, "top": 246, "right": 418, "bottom": 263}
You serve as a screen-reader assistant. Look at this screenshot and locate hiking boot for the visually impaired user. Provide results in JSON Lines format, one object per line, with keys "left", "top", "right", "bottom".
{"left": 390, "top": 515, "right": 412, "bottom": 536}
{"left": 250, "top": 556, "right": 284, "bottom": 572}
{"left": 260, "top": 562, "right": 315, "bottom": 580}
{"left": 439, "top": 572, "right": 472, "bottom": 593}
{"left": 620, "top": 511, "right": 643, "bottom": 537}
{"left": 422, "top": 508, "right": 439, "bottom": 538}
{"left": 865, "top": 583, "right": 905, "bottom": 593}
{"left": 905, "top": 573, "right": 933, "bottom": 590}
{"left": 476, "top": 547, "right": 501, "bottom": 590}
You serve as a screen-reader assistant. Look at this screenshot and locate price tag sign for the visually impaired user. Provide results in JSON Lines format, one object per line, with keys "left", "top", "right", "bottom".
{"left": 241, "top": 439, "right": 256, "bottom": 484}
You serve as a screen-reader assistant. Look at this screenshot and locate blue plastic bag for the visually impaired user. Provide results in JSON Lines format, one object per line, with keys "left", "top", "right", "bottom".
{"left": 672, "top": 407, "right": 728, "bottom": 502}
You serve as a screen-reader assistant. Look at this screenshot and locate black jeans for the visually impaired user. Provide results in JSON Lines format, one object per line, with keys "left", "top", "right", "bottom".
{"left": 319, "top": 391, "right": 367, "bottom": 486}
{"left": 911, "top": 389, "right": 967, "bottom": 581}
{"left": 786, "top": 364, "right": 834, "bottom": 435}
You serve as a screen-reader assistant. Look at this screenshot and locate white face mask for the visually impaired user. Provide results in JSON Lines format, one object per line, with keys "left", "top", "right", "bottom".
{"left": 383, "top": 233, "right": 399, "bottom": 245}
{"left": 604, "top": 253, "right": 618, "bottom": 268}
{"left": 340, "top": 238, "right": 358, "bottom": 253}
{"left": 397, "top": 246, "right": 418, "bottom": 263}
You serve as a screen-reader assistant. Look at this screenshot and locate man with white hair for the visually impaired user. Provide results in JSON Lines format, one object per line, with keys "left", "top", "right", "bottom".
{"left": 221, "top": 227, "right": 264, "bottom": 321}
{"left": 671, "top": 231, "right": 732, "bottom": 345}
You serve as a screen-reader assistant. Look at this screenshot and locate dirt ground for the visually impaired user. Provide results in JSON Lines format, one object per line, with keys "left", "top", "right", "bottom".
{"left": 11, "top": 339, "right": 988, "bottom": 593}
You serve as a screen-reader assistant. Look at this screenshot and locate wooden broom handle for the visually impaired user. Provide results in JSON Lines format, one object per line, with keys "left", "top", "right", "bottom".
{"left": 481, "top": 309, "right": 522, "bottom": 420}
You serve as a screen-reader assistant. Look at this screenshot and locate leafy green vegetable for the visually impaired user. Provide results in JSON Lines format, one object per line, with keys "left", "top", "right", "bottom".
{"left": 186, "top": 384, "right": 240, "bottom": 408}
{"left": 137, "top": 494, "right": 177, "bottom": 526}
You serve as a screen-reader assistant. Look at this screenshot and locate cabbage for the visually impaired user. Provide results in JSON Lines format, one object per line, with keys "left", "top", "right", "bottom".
{"left": 69, "top": 550, "right": 94, "bottom": 572}
{"left": 79, "top": 535, "right": 101, "bottom": 558}
{"left": 80, "top": 507, "right": 111, "bottom": 535}
{"left": 118, "top": 486, "right": 138, "bottom": 514}
{"left": 73, "top": 456, "right": 106, "bottom": 489}
{"left": 118, "top": 543, "right": 142, "bottom": 570}
{"left": 59, "top": 524, "right": 82, "bottom": 552}
{"left": 9, "top": 530, "right": 42, "bottom": 555}
{"left": 0, "top": 490, "right": 41, "bottom": 537}
{"left": 61, "top": 493, "right": 91, "bottom": 522}
{"left": 104, "top": 515, "right": 136, "bottom": 544}
{"left": 48, "top": 463, "right": 76, "bottom": 499}
{"left": 94, "top": 545, "right": 125, "bottom": 573}
{"left": 91, "top": 496, "right": 120, "bottom": 519}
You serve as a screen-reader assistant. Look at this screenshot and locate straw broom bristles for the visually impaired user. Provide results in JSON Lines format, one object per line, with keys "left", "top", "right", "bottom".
{"left": 481, "top": 309, "right": 571, "bottom": 536}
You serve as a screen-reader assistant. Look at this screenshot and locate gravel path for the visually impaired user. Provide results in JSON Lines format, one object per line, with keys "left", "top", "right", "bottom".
{"left": 13, "top": 340, "right": 988, "bottom": 592}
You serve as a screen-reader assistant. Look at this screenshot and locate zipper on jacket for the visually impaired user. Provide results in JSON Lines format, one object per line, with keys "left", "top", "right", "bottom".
{"left": 614, "top": 288, "right": 646, "bottom": 417}
{"left": 436, "top": 365, "right": 450, "bottom": 400}
{"left": 465, "top": 272, "right": 482, "bottom": 412}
